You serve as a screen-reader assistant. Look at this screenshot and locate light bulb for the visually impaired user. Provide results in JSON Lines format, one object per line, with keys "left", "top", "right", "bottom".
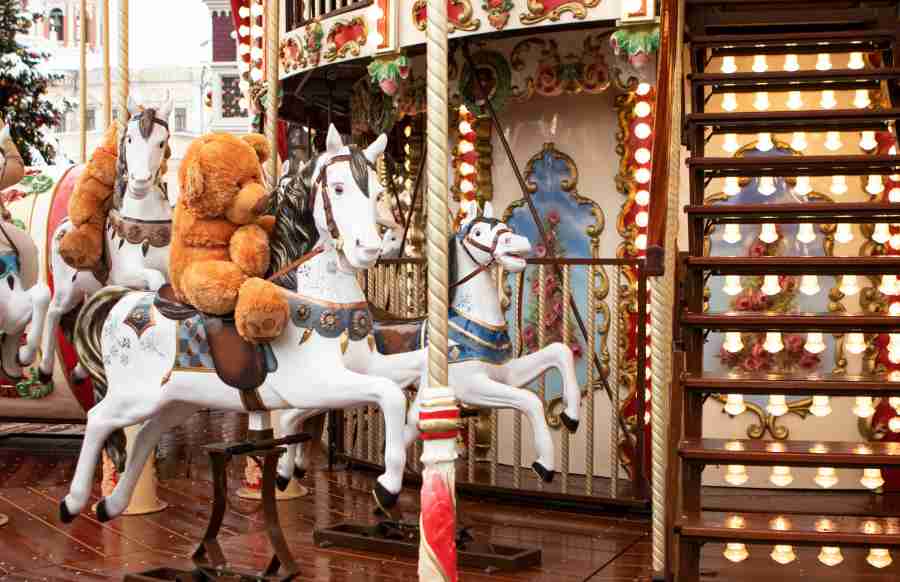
{"left": 459, "top": 162, "right": 475, "bottom": 176}
{"left": 723, "top": 332, "right": 744, "bottom": 354}
{"left": 724, "top": 543, "right": 749, "bottom": 563}
{"left": 880, "top": 274, "right": 899, "bottom": 296}
{"left": 891, "top": 302, "right": 900, "bottom": 316}
{"left": 754, "top": 92, "right": 770, "bottom": 111}
{"left": 818, "top": 546, "right": 844, "bottom": 567}
{"left": 786, "top": 91, "right": 804, "bottom": 110}
{"left": 840, "top": 274, "right": 860, "bottom": 296}
{"left": 635, "top": 167, "right": 651, "bottom": 184}
{"left": 848, "top": 52, "right": 866, "bottom": 70}
{"left": 845, "top": 332, "right": 866, "bottom": 354}
{"left": 890, "top": 188, "right": 900, "bottom": 202}
{"left": 873, "top": 223, "right": 891, "bottom": 244}
{"left": 860, "top": 131, "right": 878, "bottom": 151}
{"left": 810, "top": 395, "right": 832, "bottom": 417}
{"left": 250, "top": 3, "right": 264, "bottom": 17}
{"left": 770, "top": 466, "right": 794, "bottom": 487}
{"left": 723, "top": 275, "right": 743, "bottom": 296}
{"left": 783, "top": 54, "right": 799, "bottom": 72}
{"left": 635, "top": 189, "right": 650, "bottom": 205}
{"left": 756, "top": 132, "right": 774, "bottom": 152}
{"left": 758, "top": 176, "right": 776, "bottom": 195}
{"left": 458, "top": 120, "right": 473, "bottom": 134}
{"left": 815, "top": 467, "right": 839, "bottom": 488}
{"left": 250, "top": 24, "right": 264, "bottom": 37}
{"left": 867, "top": 549, "right": 892, "bottom": 569}
{"left": 460, "top": 179, "right": 474, "bottom": 193}
{"left": 825, "top": 131, "right": 843, "bottom": 151}
{"left": 767, "top": 394, "right": 788, "bottom": 416}
{"left": 790, "top": 131, "right": 808, "bottom": 151}
{"left": 771, "top": 545, "right": 796, "bottom": 565}
{"left": 724, "top": 392, "right": 746, "bottom": 414}
{"left": 723, "top": 133, "right": 740, "bottom": 153}
{"left": 723, "top": 223, "right": 742, "bottom": 244}
{"left": 800, "top": 274, "right": 820, "bottom": 295}
{"left": 759, "top": 223, "right": 779, "bottom": 244}
{"left": 867, "top": 175, "right": 884, "bottom": 195}
{"left": 835, "top": 223, "right": 854, "bottom": 244}
{"left": 821, "top": 90, "right": 838, "bottom": 109}
{"left": 458, "top": 140, "right": 474, "bottom": 154}
{"left": 793, "top": 175, "right": 812, "bottom": 196}
{"left": 238, "top": 43, "right": 251, "bottom": 55}
{"left": 634, "top": 123, "right": 652, "bottom": 139}
{"left": 854, "top": 89, "right": 871, "bottom": 109}
{"left": 816, "top": 53, "right": 832, "bottom": 71}
{"left": 637, "top": 82, "right": 651, "bottom": 95}
{"left": 249, "top": 67, "right": 263, "bottom": 82}
{"left": 861, "top": 468, "right": 885, "bottom": 490}
{"left": 722, "top": 93, "right": 738, "bottom": 112}
{"left": 762, "top": 275, "right": 782, "bottom": 295}
{"left": 888, "top": 334, "right": 900, "bottom": 363}
{"left": 891, "top": 416, "right": 900, "bottom": 432}
{"left": 721, "top": 56, "right": 737, "bottom": 74}
{"left": 752, "top": 55, "right": 768, "bottom": 73}
{"left": 805, "top": 332, "right": 826, "bottom": 354}
{"left": 635, "top": 147, "right": 651, "bottom": 163}
{"left": 238, "top": 97, "right": 249, "bottom": 110}
{"left": 249, "top": 46, "right": 263, "bottom": 60}
{"left": 831, "top": 175, "right": 848, "bottom": 195}
{"left": 764, "top": 332, "right": 785, "bottom": 354}
{"left": 725, "top": 465, "right": 749, "bottom": 486}
{"left": 238, "top": 24, "right": 250, "bottom": 37}
{"left": 238, "top": 5, "right": 250, "bottom": 17}
{"left": 636, "top": 234, "right": 647, "bottom": 250}
{"left": 724, "top": 176, "right": 741, "bottom": 196}
{"left": 892, "top": 233, "right": 900, "bottom": 249}
{"left": 797, "top": 223, "right": 817, "bottom": 244}
{"left": 854, "top": 396, "right": 875, "bottom": 417}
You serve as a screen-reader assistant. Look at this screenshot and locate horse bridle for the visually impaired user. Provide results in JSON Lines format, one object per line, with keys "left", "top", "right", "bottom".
{"left": 452, "top": 218, "right": 511, "bottom": 290}
{"left": 312, "top": 149, "right": 377, "bottom": 250}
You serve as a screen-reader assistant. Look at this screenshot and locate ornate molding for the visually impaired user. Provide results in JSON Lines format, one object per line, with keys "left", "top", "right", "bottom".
{"left": 483, "top": 0, "right": 513, "bottom": 30}
{"left": 520, "top": 0, "right": 600, "bottom": 26}
{"left": 413, "top": 0, "right": 481, "bottom": 33}
{"left": 324, "top": 16, "right": 368, "bottom": 62}
{"left": 510, "top": 34, "right": 611, "bottom": 102}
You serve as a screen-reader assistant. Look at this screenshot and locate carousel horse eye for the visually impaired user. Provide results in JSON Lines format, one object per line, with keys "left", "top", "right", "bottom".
{"left": 127, "top": 136, "right": 132, "bottom": 145}
{"left": 6, "top": 276, "right": 13, "bottom": 291}
{"left": 159, "top": 141, "right": 165, "bottom": 149}
{"left": 333, "top": 184, "right": 344, "bottom": 195}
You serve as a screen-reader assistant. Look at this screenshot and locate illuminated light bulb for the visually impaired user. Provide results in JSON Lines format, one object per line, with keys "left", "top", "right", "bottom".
{"left": 238, "top": 43, "right": 251, "bottom": 55}
{"left": 835, "top": 223, "right": 854, "bottom": 244}
{"left": 752, "top": 55, "right": 768, "bottom": 73}
{"left": 722, "top": 93, "right": 738, "bottom": 112}
{"left": 880, "top": 274, "right": 899, "bottom": 296}
{"left": 860, "top": 131, "right": 878, "bottom": 151}
{"left": 724, "top": 543, "right": 749, "bottom": 563}
{"left": 459, "top": 162, "right": 475, "bottom": 176}
{"left": 793, "top": 176, "right": 812, "bottom": 196}
{"left": 800, "top": 274, "right": 820, "bottom": 295}
{"left": 458, "top": 120, "right": 473, "bottom": 134}
{"left": 753, "top": 92, "right": 770, "bottom": 111}
{"left": 250, "top": 3, "right": 264, "bottom": 17}
{"left": 634, "top": 122, "right": 652, "bottom": 139}
{"left": 867, "top": 549, "right": 892, "bottom": 569}
{"left": 723, "top": 223, "right": 741, "bottom": 244}
{"left": 892, "top": 233, "right": 900, "bottom": 249}
{"left": 873, "top": 223, "right": 891, "bottom": 244}
{"left": 815, "top": 467, "right": 839, "bottom": 488}
{"left": 866, "top": 175, "right": 884, "bottom": 195}
{"left": 891, "top": 416, "right": 900, "bottom": 432}
{"left": 238, "top": 5, "right": 250, "bottom": 17}
{"left": 725, "top": 465, "right": 749, "bottom": 486}
{"left": 723, "top": 275, "right": 743, "bottom": 296}
{"left": 824, "top": 131, "right": 843, "bottom": 151}
{"left": 786, "top": 91, "right": 804, "bottom": 110}
{"left": 821, "top": 89, "right": 838, "bottom": 109}
{"left": 771, "top": 545, "right": 796, "bottom": 565}
{"left": 797, "top": 223, "right": 816, "bottom": 244}
{"left": 790, "top": 131, "right": 808, "bottom": 151}
{"left": 854, "top": 396, "right": 875, "bottom": 417}
{"left": 238, "top": 24, "right": 250, "bottom": 37}
{"left": 764, "top": 332, "right": 785, "bottom": 354}
{"left": 861, "top": 468, "right": 885, "bottom": 490}
{"left": 783, "top": 54, "right": 799, "bottom": 72}
{"left": 890, "top": 188, "right": 900, "bottom": 202}
{"left": 724, "top": 176, "right": 741, "bottom": 196}
{"left": 719, "top": 55, "right": 737, "bottom": 74}
{"left": 250, "top": 24, "right": 264, "bottom": 37}
{"left": 810, "top": 395, "right": 832, "bottom": 417}
{"left": 770, "top": 466, "right": 794, "bottom": 487}
{"left": 635, "top": 211, "right": 649, "bottom": 227}
{"left": 819, "top": 546, "right": 844, "bottom": 567}
{"left": 848, "top": 51, "right": 866, "bottom": 70}
{"left": 724, "top": 392, "right": 746, "bottom": 414}
{"left": 840, "top": 274, "right": 860, "bottom": 296}
{"left": 636, "top": 83, "right": 651, "bottom": 96}
{"left": 761, "top": 275, "right": 782, "bottom": 296}
{"left": 723, "top": 133, "right": 740, "bottom": 154}
{"left": 756, "top": 132, "right": 774, "bottom": 152}
{"left": 758, "top": 176, "right": 776, "bottom": 196}
{"left": 634, "top": 101, "right": 652, "bottom": 118}
{"left": 458, "top": 140, "right": 474, "bottom": 154}
{"left": 249, "top": 67, "right": 263, "bottom": 82}
{"left": 635, "top": 189, "right": 650, "bottom": 205}
{"left": 805, "top": 332, "right": 826, "bottom": 354}
{"left": 816, "top": 53, "right": 832, "bottom": 71}
{"left": 854, "top": 89, "right": 871, "bottom": 109}
{"left": 891, "top": 397, "right": 900, "bottom": 412}
{"left": 635, "top": 147, "right": 651, "bottom": 164}
{"left": 723, "top": 332, "right": 744, "bottom": 354}
{"left": 636, "top": 234, "right": 647, "bottom": 250}
{"left": 249, "top": 46, "right": 263, "bottom": 60}
{"left": 759, "top": 223, "right": 779, "bottom": 244}
{"left": 888, "top": 333, "right": 900, "bottom": 364}
{"left": 845, "top": 332, "right": 867, "bottom": 354}
{"left": 830, "top": 175, "right": 848, "bottom": 195}
{"left": 767, "top": 394, "right": 788, "bottom": 416}
{"left": 891, "top": 302, "right": 900, "bottom": 316}
{"left": 238, "top": 97, "right": 249, "bottom": 110}
{"left": 635, "top": 167, "right": 651, "bottom": 184}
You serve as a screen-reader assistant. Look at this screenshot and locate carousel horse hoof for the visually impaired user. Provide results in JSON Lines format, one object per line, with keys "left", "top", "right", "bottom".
{"left": 275, "top": 474, "right": 291, "bottom": 492}
{"left": 59, "top": 499, "right": 76, "bottom": 524}
{"left": 532, "top": 461, "right": 555, "bottom": 484}
{"left": 372, "top": 481, "right": 399, "bottom": 513}
{"left": 38, "top": 367, "right": 54, "bottom": 385}
{"left": 95, "top": 498, "right": 111, "bottom": 522}
{"left": 560, "top": 412, "right": 579, "bottom": 433}
{"left": 293, "top": 466, "right": 307, "bottom": 481}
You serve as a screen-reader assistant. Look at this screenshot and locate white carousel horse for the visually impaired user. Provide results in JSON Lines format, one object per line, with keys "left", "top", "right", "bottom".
{"left": 60, "top": 125, "right": 411, "bottom": 523}
{"left": 274, "top": 199, "right": 582, "bottom": 487}
{"left": 41, "top": 95, "right": 174, "bottom": 381}
{"left": 379, "top": 225, "right": 404, "bottom": 259}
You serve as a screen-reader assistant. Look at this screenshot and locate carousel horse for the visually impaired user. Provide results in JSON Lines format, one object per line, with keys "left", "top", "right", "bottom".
{"left": 60, "top": 125, "right": 412, "bottom": 523}
{"left": 274, "top": 199, "right": 582, "bottom": 487}
{"left": 41, "top": 95, "right": 174, "bottom": 381}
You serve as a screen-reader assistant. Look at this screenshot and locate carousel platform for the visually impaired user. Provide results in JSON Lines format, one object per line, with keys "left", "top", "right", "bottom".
{"left": 0, "top": 414, "right": 897, "bottom": 581}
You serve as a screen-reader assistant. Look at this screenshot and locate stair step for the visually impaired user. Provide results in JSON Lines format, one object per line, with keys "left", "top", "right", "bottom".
{"left": 688, "top": 29, "right": 897, "bottom": 55}
{"left": 676, "top": 510, "right": 900, "bottom": 547}
{"left": 683, "top": 374, "right": 900, "bottom": 396}
{"left": 686, "top": 256, "right": 900, "bottom": 274}
{"left": 680, "top": 438, "right": 900, "bottom": 468}
{"left": 687, "top": 109, "right": 900, "bottom": 134}
{"left": 685, "top": 202, "right": 900, "bottom": 223}
{"left": 680, "top": 312, "right": 897, "bottom": 332}
{"left": 690, "top": 68, "right": 900, "bottom": 93}
{"left": 687, "top": 154, "right": 900, "bottom": 177}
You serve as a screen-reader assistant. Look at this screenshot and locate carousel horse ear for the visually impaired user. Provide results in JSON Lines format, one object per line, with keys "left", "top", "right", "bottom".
{"left": 127, "top": 95, "right": 141, "bottom": 117}
{"left": 325, "top": 124, "right": 343, "bottom": 155}
{"left": 157, "top": 90, "right": 174, "bottom": 122}
{"left": 459, "top": 199, "right": 479, "bottom": 227}
{"left": 482, "top": 201, "right": 495, "bottom": 219}
{"left": 363, "top": 133, "right": 388, "bottom": 164}
{"left": 0, "top": 125, "right": 9, "bottom": 145}
{"left": 281, "top": 158, "right": 291, "bottom": 177}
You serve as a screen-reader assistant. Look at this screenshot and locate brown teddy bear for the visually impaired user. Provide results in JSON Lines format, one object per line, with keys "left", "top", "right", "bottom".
{"left": 171, "top": 132, "right": 288, "bottom": 343}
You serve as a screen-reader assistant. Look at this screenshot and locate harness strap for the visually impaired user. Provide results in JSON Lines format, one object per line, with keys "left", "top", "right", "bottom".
{"left": 311, "top": 150, "right": 378, "bottom": 247}
{"left": 266, "top": 246, "right": 324, "bottom": 283}
{"left": 450, "top": 227, "right": 511, "bottom": 291}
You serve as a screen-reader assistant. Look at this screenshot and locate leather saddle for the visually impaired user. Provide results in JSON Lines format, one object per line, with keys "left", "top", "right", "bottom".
{"left": 154, "top": 284, "right": 276, "bottom": 391}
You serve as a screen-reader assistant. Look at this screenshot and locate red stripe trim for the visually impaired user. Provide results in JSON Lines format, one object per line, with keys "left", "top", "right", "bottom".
{"left": 421, "top": 430, "right": 459, "bottom": 441}
{"left": 420, "top": 409, "right": 460, "bottom": 421}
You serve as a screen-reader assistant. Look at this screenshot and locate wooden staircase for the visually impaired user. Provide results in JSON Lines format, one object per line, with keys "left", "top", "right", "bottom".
{"left": 674, "top": 1, "right": 900, "bottom": 579}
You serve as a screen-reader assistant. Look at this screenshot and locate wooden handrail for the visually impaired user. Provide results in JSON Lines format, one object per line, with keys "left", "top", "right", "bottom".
{"left": 646, "top": 0, "right": 681, "bottom": 276}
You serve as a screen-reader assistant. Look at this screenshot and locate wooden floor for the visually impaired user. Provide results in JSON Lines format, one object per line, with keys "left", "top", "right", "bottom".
{"left": 0, "top": 414, "right": 898, "bottom": 581}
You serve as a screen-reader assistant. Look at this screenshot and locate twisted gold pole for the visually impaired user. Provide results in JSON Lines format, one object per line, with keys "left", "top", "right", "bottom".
{"left": 79, "top": 0, "right": 87, "bottom": 163}
{"left": 102, "top": 0, "right": 110, "bottom": 129}
{"left": 265, "top": 0, "right": 279, "bottom": 189}
{"left": 117, "top": 0, "right": 128, "bottom": 132}
{"left": 561, "top": 265, "right": 571, "bottom": 493}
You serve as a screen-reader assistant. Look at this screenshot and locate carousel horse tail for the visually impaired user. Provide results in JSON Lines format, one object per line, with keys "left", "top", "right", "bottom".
{"left": 74, "top": 285, "right": 131, "bottom": 472}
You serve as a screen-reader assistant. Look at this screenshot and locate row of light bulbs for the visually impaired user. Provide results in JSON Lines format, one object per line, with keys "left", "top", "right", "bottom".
{"left": 630, "top": 82, "right": 654, "bottom": 255}
{"left": 721, "top": 88, "right": 870, "bottom": 112}
{"left": 722, "top": 274, "right": 900, "bottom": 297}
{"left": 722, "top": 330, "right": 880, "bottom": 356}
{"left": 724, "top": 543, "right": 892, "bottom": 568}
{"left": 720, "top": 221, "right": 900, "bottom": 249}
{"left": 723, "top": 464, "right": 884, "bottom": 489}
{"left": 720, "top": 52, "right": 866, "bottom": 74}
{"left": 724, "top": 393, "right": 900, "bottom": 420}
{"left": 723, "top": 131, "right": 896, "bottom": 155}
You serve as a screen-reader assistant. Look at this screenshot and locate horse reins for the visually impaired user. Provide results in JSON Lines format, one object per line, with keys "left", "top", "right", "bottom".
{"left": 312, "top": 149, "right": 377, "bottom": 251}
{"left": 451, "top": 219, "right": 511, "bottom": 290}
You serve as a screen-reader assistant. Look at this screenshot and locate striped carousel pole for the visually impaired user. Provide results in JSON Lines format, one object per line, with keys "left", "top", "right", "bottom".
{"left": 417, "top": 0, "right": 458, "bottom": 579}
{"left": 102, "top": 0, "right": 111, "bottom": 129}
{"left": 79, "top": 0, "right": 87, "bottom": 162}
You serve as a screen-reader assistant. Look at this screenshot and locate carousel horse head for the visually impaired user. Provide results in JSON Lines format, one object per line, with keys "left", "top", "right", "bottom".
{"left": 118, "top": 93, "right": 173, "bottom": 201}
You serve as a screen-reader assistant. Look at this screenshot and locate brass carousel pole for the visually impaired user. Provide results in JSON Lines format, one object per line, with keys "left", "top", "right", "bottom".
{"left": 417, "top": 0, "right": 458, "bottom": 578}
{"left": 117, "top": 0, "right": 128, "bottom": 131}
{"left": 102, "top": 0, "right": 110, "bottom": 129}
{"left": 79, "top": 0, "right": 87, "bottom": 163}
{"left": 265, "top": 0, "right": 279, "bottom": 189}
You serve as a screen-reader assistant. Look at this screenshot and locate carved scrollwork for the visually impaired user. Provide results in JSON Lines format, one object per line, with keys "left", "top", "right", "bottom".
{"left": 324, "top": 17, "right": 367, "bottom": 62}
{"left": 520, "top": 0, "right": 600, "bottom": 26}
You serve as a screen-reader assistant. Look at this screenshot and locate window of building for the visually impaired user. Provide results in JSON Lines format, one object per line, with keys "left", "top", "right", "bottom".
{"left": 174, "top": 107, "right": 187, "bottom": 132}
{"left": 85, "top": 108, "right": 95, "bottom": 132}
{"left": 221, "top": 76, "right": 247, "bottom": 118}
{"left": 49, "top": 8, "right": 64, "bottom": 42}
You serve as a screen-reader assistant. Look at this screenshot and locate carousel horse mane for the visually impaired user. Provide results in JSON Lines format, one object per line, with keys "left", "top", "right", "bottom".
{"left": 112, "top": 107, "right": 171, "bottom": 209}
{"left": 268, "top": 145, "right": 373, "bottom": 291}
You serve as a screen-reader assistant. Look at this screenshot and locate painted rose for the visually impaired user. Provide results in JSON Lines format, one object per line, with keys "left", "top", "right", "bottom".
{"left": 784, "top": 333, "right": 804, "bottom": 354}
{"left": 569, "top": 341, "right": 583, "bottom": 359}
{"left": 749, "top": 241, "right": 767, "bottom": 257}
{"left": 523, "top": 325, "right": 536, "bottom": 346}
{"left": 734, "top": 294, "right": 752, "bottom": 311}
{"left": 534, "top": 244, "right": 547, "bottom": 258}
{"left": 799, "top": 351, "right": 820, "bottom": 369}
{"left": 546, "top": 208, "right": 561, "bottom": 225}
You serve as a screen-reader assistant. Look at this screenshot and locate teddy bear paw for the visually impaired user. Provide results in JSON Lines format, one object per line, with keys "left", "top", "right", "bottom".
{"left": 235, "top": 278, "right": 289, "bottom": 343}
{"left": 58, "top": 228, "right": 103, "bottom": 270}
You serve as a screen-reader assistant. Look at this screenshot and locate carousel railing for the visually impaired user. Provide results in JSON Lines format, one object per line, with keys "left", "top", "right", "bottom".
{"left": 346, "top": 256, "right": 651, "bottom": 510}
{"left": 289, "top": 0, "right": 373, "bottom": 28}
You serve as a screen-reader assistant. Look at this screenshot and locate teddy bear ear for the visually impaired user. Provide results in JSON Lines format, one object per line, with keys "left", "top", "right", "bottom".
{"left": 241, "top": 134, "right": 270, "bottom": 164}
{"left": 325, "top": 124, "right": 343, "bottom": 155}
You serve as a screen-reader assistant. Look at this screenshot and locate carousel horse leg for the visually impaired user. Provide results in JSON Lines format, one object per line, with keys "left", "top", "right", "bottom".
{"left": 1, "top": 330, "right": 24, "bottom": 380}
{"left": 18, "top": 284, "right": 50, "bottom": 366}
{"left": 39, "top": 284, "right": 81, "bottom": 379}
{"left": 274, "top": 407, "right": 321, "bottom": 491}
